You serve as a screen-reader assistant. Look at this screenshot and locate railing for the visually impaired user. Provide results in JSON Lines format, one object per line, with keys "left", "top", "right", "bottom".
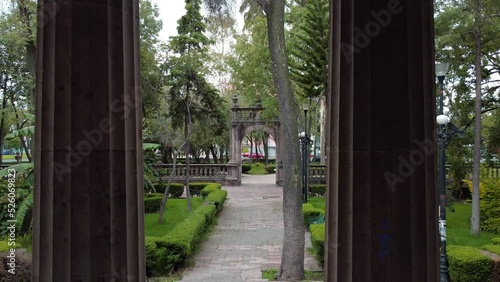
{"left": 276, "top": 163, "right": 326, "bottom": 185}
{"left": 154, "top": 164, "right": 228, "bottom": 179}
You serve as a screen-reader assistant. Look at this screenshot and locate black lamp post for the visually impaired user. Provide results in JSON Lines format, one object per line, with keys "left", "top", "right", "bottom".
{"left": 435, "top": 61, "right": 451, "bottom": 282}
{"left": 300, "top": 101, "right": 311, "bottom": 203}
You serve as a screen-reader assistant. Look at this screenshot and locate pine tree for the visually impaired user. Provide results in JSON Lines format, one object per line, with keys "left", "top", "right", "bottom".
{"left": 166, "top": 0, "right": 222, "bottom": 214}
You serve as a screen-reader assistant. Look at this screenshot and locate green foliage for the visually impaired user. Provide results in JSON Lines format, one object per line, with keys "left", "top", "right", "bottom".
{"left": 447, "top": 203, "right": 497, "bottom": 247}
{"left": 447, "top": 245, "right": 493, "bottom": 282}
{"left": 201, "top": 183, "right": 222, "bottom": 198}
{"left": 309, "top": 184, "right": 325, "bottom": 196}
{"left": 479, "top": 176, "right": 500, "bottom": 233}
{"left": 144, "top": 198, "right": 203, "bottom": 237}
{"left": 288, "top": 0, "right": 329, "bottom": 99}
{"left": 261, "top": 269, "right": 324, "bottom": 281}
{"left": 492, "top": 237, "right": 500, "bottom": 245}
{"left": 144, "top": 197, "right": 163, "bottom": 213}
{"left": 264, "top": 165, "right": 276, "bottom": 174}
{"left": 145, "top": 204, "right": 217, "bottom": 275}
{"left": 188, "top": 182, "right": 211, "bottom": 196}
{"left": 205, "top": 189, "right": 227, "bottom": 211}
{"left": 302, "top": 203, "right": 325, "bottom": 229}
{"left": 481, "top": 244, "right": 500, "bottom": 255}
{"left": 242, "top": 164, "right": 252, "bottom": 174}
{"left": 169, "top": 183, "right": 185, "bottom": 198}
{"left": 308, "top": 197, "right": 326, "bottom": 210}
{"left": 247, "top": 163, "right": 267, "bottom": 175}
{"left": 310, "top": 223, "right": 325, "bottom": 266}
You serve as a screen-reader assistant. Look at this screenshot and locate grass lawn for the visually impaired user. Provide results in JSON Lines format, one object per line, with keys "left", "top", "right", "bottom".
{"left": 447, "top": 203, "right": 498, "bottom": 247}
{"left": 144, "top": 197, "right": 203, "bottom": 237}
{"left": 262, "top": 269, "right": 324, "bottom": 281}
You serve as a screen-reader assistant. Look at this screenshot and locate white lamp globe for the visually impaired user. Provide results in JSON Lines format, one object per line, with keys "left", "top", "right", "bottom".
{"left": 300, "top": 132, "right": 306, "bottom": 138}
{"left": 436, "top": 115, "right": 450, "bottom": 125}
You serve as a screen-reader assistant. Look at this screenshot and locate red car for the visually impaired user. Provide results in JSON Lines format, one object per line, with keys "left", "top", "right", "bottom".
{"left": 242, "top": 152, "right": 265, "bottom": 159}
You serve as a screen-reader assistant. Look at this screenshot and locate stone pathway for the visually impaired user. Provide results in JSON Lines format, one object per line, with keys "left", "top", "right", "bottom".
{"left": 180, "top": 174, "right": 322, "bottom": 282}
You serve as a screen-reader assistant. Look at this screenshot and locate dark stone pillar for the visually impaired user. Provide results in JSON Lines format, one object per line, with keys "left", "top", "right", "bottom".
{"left": 325, "top": 0, "right": 439, "bottom": 281}
{"left": 33, "top": 1, "right": 145, "bottom": 281}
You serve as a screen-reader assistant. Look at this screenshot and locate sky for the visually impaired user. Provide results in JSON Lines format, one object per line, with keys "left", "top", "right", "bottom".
{"left": 151, "top": 0, "right": 244, "bottom": 42}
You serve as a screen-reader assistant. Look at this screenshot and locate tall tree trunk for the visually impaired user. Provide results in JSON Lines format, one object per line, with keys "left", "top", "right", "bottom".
{"left": 0, "top": 80, "right": 8, "bottom": 167}
{"left": 320, "top": 96, "right": 327, "bottom": 163}
{"left": 263, "top": 133, "right": 269, "bottom": 166}
{"left": 249, "top": 133, "right": 253, "bottom": 164}
{"left": 263, "top": 0, "right": 305, "bottom": 279}
{"left": 185, "top": 94, "right": 192, "bottom": 213}
{"left": 471, "top": 0, "right": 482, "bottom": 235}
{"left": 10, "top": 97, "right": 32, "bottom": 162}
{"left": 210, "top": 144, "right": 219, "bottom": 164}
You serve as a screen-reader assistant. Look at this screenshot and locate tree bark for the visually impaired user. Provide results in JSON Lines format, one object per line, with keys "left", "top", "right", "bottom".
{"left": 0, "top": 80, "right": 7, "bottom": 166}
{"left": 263, "top": 0, "right": 305, "bottom": 280}
{"left": 185, "top": 92, "right": 192, "bottom": 213}
{"left": 471, "top": 0, "right": 482, "bottom": 235}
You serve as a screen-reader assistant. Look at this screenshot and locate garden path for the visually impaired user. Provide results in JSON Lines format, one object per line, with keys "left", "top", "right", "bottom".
{"left": 180, "top": 174, "right": 322, "bottom": 282}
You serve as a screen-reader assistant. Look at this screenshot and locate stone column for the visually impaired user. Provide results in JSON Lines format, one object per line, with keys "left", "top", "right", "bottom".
{"left": 325, "top": 0, "right": 439, "bottom": 281}
{"left": 33, "top": 1, "right": 145, "bottom": 281}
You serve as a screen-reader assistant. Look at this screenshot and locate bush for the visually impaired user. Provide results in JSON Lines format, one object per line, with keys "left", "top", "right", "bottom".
{"left": 205, "top": 189, "right": 228, "bottom": 211}
{"left": 242, "top": 164, "right": 252, "bottom": 174}
{"left": 482, "top": 244, "right": 500, "bottom": 255}
{"left": 189, "top": 183, "right": 211, "bottom": 197}
{"left": 201, "top": 183, "right": 222, "bottom": 199}
{"left": 145, "top": 204, "right": 217, "bottom": 275}
{"left": 448, "top": 245, "right": 493, "bottom": 282}
{"left": 493, "top": 237, "right": 500, "bottom": 245}
{"left": 144, "top": 197, "right": 163, "bottom": 213}
{"left": 464, "top": 175, "right": 500, "bottom": 234}
{"left": 168, "top": 183, "right": 184, "bottom": 198}
{"left": 309, "top": 184, "right": 326, "bottom": 196}
{"left": 264, "top": 165, "right": 276, "bottom": 174}
{"left": 144, "top": 192, "right": 164, "bottom": 198}
{"left": 310, "top": 223, "right": 325, "bottom": 265}
{"left": 302, "top": 203, "right": 325, "bottom": 229}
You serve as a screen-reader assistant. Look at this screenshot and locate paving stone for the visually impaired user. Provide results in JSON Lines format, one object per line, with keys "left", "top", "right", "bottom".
{"left": 180, "top": 174, "right": 322, "bottom": 281}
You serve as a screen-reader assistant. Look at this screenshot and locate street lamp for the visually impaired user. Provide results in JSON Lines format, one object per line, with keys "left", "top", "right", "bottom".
{"left": 436, "top": 62, "right": 450, "bottom": 115}
{"left": 436, "top": 114, "right": 464, "bottom": 282}
{"left": 435, "top": 61, "right": 451, "bottom": 282}
{"left": 301, "top": 100, "right": 311, "bottom": 203}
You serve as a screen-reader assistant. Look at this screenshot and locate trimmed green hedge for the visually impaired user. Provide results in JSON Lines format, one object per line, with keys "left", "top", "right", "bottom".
{"left": 309, "top": 184, "right": 326, "bottom": 196}
{"left": 264, "top": 165, "right": 276, "bottom": 174}
{"left": 205, "top": 189, "right": 228, "bottom": 211}
{"left": 146, "top": 204, "right": 217, "bottom": 276}
{"left": 493, "top": 237, "right": 500, "bottom": 245}
{"left": 169, "top": 183, "right": 184, "bottom": 198}
{"left": 145, "top": 184, "right": 226, "bottom": 276}
{"left": 188, "top": 183, "right": 212, "bottom": 196}
{"left": 144, "top": 197, "right": 163, "bottom": 213}
{"left": 310, "top": 223, "right": 325, "bottom": 265}
{"left": 302, "top": 203, "right": 325, "bottom": 229}
{"left": 201, "top": 183, "right": 222, "bottom": 199}
{"left": 242, "top": 164, "right": 251, "bottom": 174}
{"left": 144, "top": 193, "right": 163, "bottom": 198}
{"left": 481, "top": 244, "right": 500, "bottom": 255}
{"left": 448, "top": 245, "right": 493, "bottom": 282}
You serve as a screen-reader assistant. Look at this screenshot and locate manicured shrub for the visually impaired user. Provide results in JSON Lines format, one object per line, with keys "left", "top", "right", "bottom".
{"left": 145, "top": 204, "right": 217, "bottom": 275}
{"left": 493, "top": 237, "right": 500, "bottom": 245}
{"left": 264, "top": 165, "right": 276, "bottom": 174}
{"left": 168, "top": 183, "right": 184, "bottom": 198}
{"left": 205, "top": 189, "right": 228, "bottom": 211}
{"left": 201, "top": 183, "right": 222, "bottom": 199}
{"left": 242, "top": 164, "right": 252, "bottom": 174}
{"left": 448, "top": 245, "right": 493, "bottom": 282}
{"left": 482, "top": 244, "right": 500, "bottom": 255}
{"left": 464, "top": 175, "right": 500, "bottom": 234}
{"left": 302, "top": 203, "right": 325, "bottom": 229}
{"left": 309, "top": 184, "right": 326, "bottom": 196}
{"left": 189, "top": 183, "right": 211, "bottom": 197}
{"left": 310, "top": 223, "right": 325, "bottom": 265}
{"left": 144, "top": 192, "right": 163, "bottom": 198}
{"left": 144, "top": 197, "right": 163, "bottom": 213}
